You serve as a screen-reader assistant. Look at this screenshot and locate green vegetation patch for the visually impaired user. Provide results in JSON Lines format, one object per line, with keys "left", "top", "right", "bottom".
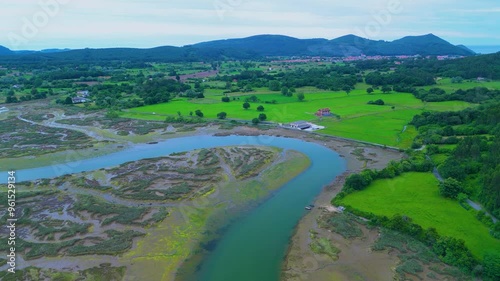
{"left": 67, "top": 230, "right": 145, "bottom": 256}
{"left": 339, "top": 172, "right": 500, "bottom": 258}
{"left": 72, "top": 194, "right": 149, "bottom": 226}
{"left": 309, "top": 235, "right": 341, "bottom": 260}
{"left": 318, "top": 213, "right": 363, "bottom": 239}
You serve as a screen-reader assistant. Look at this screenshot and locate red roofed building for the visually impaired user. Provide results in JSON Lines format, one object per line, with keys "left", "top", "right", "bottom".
{"left": 315, "top": 108, "right": 332, "bottom": 117}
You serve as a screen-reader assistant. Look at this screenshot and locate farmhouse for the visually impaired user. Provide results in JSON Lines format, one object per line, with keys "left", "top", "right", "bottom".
{"left": 77, "top": 90, "right": 90, "bottom": 97}
{"left": 289, "top": 121, "right": 312, "bottom": 130}
{"left": 72, "top": 97, "right": 89, "bottom": 104}
{"left": 315, "top": 108, "right": 332, "bottom": 117}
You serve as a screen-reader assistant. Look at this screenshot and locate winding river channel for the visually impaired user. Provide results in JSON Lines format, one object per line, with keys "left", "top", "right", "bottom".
{"left": 4, "top": 135, "right": 346, "bottom": 281}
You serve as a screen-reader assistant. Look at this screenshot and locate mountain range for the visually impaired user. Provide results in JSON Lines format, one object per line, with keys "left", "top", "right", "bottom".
{"left": 0, "top": 34, "right": 476, "bottom": 62}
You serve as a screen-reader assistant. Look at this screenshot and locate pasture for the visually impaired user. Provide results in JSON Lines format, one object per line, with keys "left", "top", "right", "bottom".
{"left": 338, "top": 172, "right": 500, "bottom": 259}
{"left": 421, "top": 78, "right": 500, "bottom": 93}
{"left": 124, "top": 86, "right": 471, "bottom": 148}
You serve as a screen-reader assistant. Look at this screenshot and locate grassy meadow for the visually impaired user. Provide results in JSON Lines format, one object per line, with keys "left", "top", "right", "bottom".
{"left": 421, "top": 78, "right": 500, "bottom": 92}
{"left": 124, "top": 85, "right": 471, "bottom": 148}
{"left": 338, "top": 172, "right": 500, "bottom": 259}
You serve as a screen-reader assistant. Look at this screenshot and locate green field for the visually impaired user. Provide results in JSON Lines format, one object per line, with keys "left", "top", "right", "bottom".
{"left": 421, "top": 78, "right": 500, "bottom": 93}
{"left": 338, "top": 172, "right": 500, "bottom": 259}
{"left": 124, "top": 86, "right": 471, "bottom": 148}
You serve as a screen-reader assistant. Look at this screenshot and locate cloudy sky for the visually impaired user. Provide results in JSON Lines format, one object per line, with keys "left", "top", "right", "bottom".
{"left": 1, "top": 0, "right": 499, "bottom": 50}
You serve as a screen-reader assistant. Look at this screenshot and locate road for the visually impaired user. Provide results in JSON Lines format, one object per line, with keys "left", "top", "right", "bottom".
{"left": 428, "top": 155, "right": 498, "bottom": 223}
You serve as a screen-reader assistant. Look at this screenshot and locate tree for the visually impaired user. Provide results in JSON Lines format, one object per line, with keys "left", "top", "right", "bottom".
{"left": 195, "top": 109, "right": 204, "bottom": 118}
{"left": 443, "top": 126, "right": 454, "bottom": 136}
{"left": 457, "top": 193, "right": 468, "bottom": 204}
{"left": 243, "top": 102, "right": 250, "bottom": 110}
{"left": 106, "top": 110, "right": 120, "bottom": 119}
{"left": 258, "top": 113, "right": 267, "bottom": 121}
{"left": 367, "top": 87, "right": 374, "bottom": 94}
{"left": 439, "top": 178, "right": 463, "bottom": 199}
{"left": 297, "top": 93, "right": 305, "bottom": 101}
{"left": 5, "top": 96, "right": 18, "bottom": 103}
{"left": 64, "top": 96, "right": 73, "bottom": 105}
{"left": 483, "top": 252, "right": 500, "bottom": 280}
{"left": 251, "top": 118, "right": 260, "bottom": 124}
{"left": 268, "top": 80, "right": 280, "bottom": 91}
{"left": 381, "top": 85, "right": 392, "bottom": 93}
{"left": 217, "top": 112, "right": 227, "bottom": 119}
{"left": 342, "top": 86, "right": 352, "bottom": 95}
{"left": 246, "top": 95, "right": 259, "bottom": 102}
{"left": 451, "top": 76, "right": 464, "bottom": 84}
{"left": 257, "top": 105, "right": 265, "bottom": 111}
{"left": 184, "top": 89, "right": 198, "bottom": 98}
{"left": 345, "top": 173, "right": 372, "bottom": 191}
{"left": 281, "top": 86, "right": 289, "bottom": 96}
{"left": 367, "top": 99, "right": 384, "bottom": 105}
{"left": 221, "top": 97, "right": 230, "bottom": 102}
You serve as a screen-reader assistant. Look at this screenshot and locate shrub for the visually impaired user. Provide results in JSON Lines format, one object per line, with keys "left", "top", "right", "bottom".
{"left": 217, "top": 112, "right": 227, "bottom": 119}
{"left": 367, "top": 99, "right": 385, "bottom": 105}
{"left": 439, "top": 178, "right": 463, "bottom": 199}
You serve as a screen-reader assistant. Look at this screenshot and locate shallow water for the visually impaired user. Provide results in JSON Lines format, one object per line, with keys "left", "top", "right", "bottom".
{"left": 6, "top": 135, "right": 346, "bottom": 281}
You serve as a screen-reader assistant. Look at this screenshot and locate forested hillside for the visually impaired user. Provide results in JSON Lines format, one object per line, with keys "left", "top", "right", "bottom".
{"left": 0, "top": 34, "right": 475, "bottom": 64}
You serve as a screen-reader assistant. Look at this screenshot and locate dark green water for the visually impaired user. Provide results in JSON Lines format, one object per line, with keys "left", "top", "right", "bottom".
{"left": 192, "top": 138, "right": 344, "bottom": 281}
{"left": 7, "top": 135, "right": 345, "bottom": 281}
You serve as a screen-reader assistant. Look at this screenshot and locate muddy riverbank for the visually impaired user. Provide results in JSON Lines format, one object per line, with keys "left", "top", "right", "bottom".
{"left": 277, "top": 131, "right": 404, "bottom": 281}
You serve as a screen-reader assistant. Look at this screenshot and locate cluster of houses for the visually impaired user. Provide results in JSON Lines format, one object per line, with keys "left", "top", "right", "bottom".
{"left": 71, "top": 90, "right": 91, "bottom": 104}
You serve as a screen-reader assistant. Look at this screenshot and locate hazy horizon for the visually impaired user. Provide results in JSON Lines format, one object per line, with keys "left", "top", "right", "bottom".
{"left": 2, "top": 0, "right": 499, "bottom": 50}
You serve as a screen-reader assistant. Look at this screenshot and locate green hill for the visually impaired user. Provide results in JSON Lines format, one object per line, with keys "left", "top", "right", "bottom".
{"left": 0, "top": 34, "right": 475, "bottom": 63}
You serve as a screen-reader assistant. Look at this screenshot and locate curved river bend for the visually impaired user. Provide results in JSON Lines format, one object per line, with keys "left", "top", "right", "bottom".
{"left": 5, "top": 135, "right": 346, "bottom": 281}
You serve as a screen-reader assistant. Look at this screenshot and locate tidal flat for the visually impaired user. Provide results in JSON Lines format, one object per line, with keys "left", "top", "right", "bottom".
{"left": 0, "top": 145, "right": 310, "bottom": 281}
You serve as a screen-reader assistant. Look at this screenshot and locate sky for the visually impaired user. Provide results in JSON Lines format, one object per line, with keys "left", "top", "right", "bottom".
{"left": 1, "top": 0, "right": 499, "bottom": 50}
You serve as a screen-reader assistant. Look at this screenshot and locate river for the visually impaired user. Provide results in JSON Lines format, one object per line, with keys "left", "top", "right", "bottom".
{"left": 3, "top": 135, "right": 346, "bottom": 281}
